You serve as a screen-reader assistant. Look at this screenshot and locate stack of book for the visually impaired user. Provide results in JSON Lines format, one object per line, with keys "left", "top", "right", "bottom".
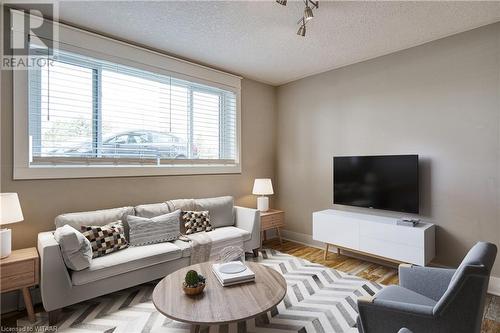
{"left": 212, "top": 262, "right": 255, "bottom": 286}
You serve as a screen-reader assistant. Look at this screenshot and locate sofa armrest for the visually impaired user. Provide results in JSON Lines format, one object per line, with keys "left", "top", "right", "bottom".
{"left": 234, "top": 206, "right": 260, "bottom": 251}
{"left": 37, "top": 231, "right": 73, "bottom": 311}
{"left": 399, "top": 264, "right": 456, "bottom": 301}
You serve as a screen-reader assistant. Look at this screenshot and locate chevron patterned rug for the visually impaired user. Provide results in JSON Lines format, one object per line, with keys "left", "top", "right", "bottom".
{"left": 18, "top": 249, "right": 383, "bottom": 333}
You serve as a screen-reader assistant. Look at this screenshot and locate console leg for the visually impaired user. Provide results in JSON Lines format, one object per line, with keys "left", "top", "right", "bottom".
{"left": 324, "top": 243, "right": 329, "bottom": 260}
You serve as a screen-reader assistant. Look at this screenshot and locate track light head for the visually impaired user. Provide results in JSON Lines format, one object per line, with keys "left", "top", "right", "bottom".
{"left": 304, "top": 5, "right": 314, "bottom": 21}
{"left": 278, "top": 0, "right": 319, "bottom": 36}
{"left": 297, "top": 23, "right": 306, "bottom": 37}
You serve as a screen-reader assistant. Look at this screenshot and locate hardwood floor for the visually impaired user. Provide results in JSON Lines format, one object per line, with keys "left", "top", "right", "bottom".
{"left": 265, "top": 238, "right": 399, "bottom": 285}
{"left": 265, "top": 238, "right": 500, "bottom": 333}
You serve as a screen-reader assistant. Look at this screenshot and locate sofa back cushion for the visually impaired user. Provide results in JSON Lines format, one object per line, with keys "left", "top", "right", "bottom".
{"left": 194, "top": 196, "right": 234, "bottom": 228}
{"left": 166, "top": 199, "right": 196, "bottom": 212}
{"left": 55, "top": 206, "right": 135, "bottom": 229}
{"left": 134, "top": 202, "right": 171, "bottom": 218}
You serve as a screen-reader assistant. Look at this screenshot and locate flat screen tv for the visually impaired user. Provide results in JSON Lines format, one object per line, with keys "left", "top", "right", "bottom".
{"left": 333, "top": 155, "right": 419, "bottom": 214}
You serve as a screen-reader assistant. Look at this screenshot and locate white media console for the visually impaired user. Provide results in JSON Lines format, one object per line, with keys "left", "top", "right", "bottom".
{"left": 313, "top": 209, "right": 435, "bottom": 266}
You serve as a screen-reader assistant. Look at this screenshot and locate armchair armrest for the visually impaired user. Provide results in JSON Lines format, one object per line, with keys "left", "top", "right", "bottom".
{"left": 357, "top": 295, "right": 375, "bottom": 303}
{"left": 399, "top": 264, "right": 455, "bottom": 301}
{"left": 372, "top": 298, "right": 435, "bottom": 317}
{"left": 357, "top": 293, "right": 434, "bottom": 333}
{"left": 37, "top": 231, "right": 73, "bottom": 311}
{"left": 357, "top": 293, "right": 434, "bottom": 317}
{"left": 234, "top": 206, "right": 260, "bottom": 251}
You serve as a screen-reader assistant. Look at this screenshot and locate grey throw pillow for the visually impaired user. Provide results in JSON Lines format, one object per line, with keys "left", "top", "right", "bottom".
{"left": 126, "top": 210, "right": 181, "bottom": 246}
{"left": 194, "top": 196, "right": 234, "bottom": 228}
{"left": 54, "top": 225, "right": 93, "bottom": 271}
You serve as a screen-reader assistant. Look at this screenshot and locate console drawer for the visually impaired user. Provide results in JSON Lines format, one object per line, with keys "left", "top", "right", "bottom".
{"left": 261, "top": 213, "right": 284, "bottom": 229}
{"left": 359, "top": 236, "right": 424, "bottom": 265}
{"left": 1, "top": 260, "right": 34, "bottom": 277}
{"left": 359, "top": 220, "right": 424, "bottom": 248}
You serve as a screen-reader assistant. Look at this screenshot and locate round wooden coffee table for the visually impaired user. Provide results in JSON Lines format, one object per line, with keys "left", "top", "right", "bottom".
{"left": 152, "top": 261, "right": 287, "bottom": 332}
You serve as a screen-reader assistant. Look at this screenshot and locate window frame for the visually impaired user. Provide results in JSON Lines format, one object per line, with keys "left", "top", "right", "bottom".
{"left": 12, "top": 10, "right": 241, "bottom": 180}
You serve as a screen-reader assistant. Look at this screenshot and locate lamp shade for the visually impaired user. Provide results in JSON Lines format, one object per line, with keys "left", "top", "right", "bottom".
{"left": 252, "top": 179, "right": 274, "bottom": 195}
{"left": 0, "top": 193, "right": 24, "bottom": 225}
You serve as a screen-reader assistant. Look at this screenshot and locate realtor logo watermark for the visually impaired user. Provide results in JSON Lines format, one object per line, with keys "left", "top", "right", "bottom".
{"left": 2, "top": 2, "right": 58, "bottom": 69}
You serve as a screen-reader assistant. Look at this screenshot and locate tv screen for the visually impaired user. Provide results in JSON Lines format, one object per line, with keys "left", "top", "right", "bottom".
{"left": 333, "top": 155, "right": 419, "bottom": 214}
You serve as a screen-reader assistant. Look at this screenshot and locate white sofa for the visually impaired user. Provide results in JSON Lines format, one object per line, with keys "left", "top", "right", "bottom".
{"left": 37, "top": 197, "right": 260, "bottom": 323}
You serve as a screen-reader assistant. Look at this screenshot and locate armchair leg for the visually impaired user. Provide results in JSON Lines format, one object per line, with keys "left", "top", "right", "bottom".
{"left": 252, "top": 249, "right": 259, "bottom": 257}
{"left": 48, "top": 309, "right": 61, "bottom": 326}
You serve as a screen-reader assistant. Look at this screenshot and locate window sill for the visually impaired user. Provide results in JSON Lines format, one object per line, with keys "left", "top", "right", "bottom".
{"left": 13, "top": 163, "right": 242, "bottom": 180}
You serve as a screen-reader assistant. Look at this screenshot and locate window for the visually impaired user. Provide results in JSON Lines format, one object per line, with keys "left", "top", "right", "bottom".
{"left": 13, "top": 10, "right": 241, "bottom": 179}
{"left": 28, "top": 50, "right": 238, "bottom": 167}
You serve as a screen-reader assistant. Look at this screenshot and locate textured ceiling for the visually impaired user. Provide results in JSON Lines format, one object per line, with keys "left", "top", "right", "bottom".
{"left": 40, "top": 1, "right": 500, "bottom": 85}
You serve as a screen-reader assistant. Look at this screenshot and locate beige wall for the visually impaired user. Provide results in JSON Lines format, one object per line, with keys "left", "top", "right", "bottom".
{"left": 276, "top": 23, "right": 500, "bottom": 275}
{"left": 2, "top": 19, "right": 500, "bottom": 278}
{"left": 0, "top": 76, "right": 276, "bottom": 250}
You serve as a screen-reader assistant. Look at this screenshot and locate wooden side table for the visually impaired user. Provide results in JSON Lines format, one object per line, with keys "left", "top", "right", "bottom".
{"left": 0, "top": 247, "right": 39, "bottom": 322}
{"left": 260, "top": 209, "right": 285, "bottom": 249}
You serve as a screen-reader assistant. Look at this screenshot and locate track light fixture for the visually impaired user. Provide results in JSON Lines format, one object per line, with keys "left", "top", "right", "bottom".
{"left": 277, "top": 0, "right": 319, "bottom": 37}
{"left": 304, "top": 3, "right": 314, "bottom": 21}
{"left": 297, "top": 19, "right": 306, "bottom": 37}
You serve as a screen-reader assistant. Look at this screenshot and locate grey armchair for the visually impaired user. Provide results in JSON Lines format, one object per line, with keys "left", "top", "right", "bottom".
{"left": 357, "top": 242, "right": 497, "bottom": 333}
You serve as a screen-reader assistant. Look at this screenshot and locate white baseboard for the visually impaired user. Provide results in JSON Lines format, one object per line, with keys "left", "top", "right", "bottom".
{"left": 488, "top": 276, "right": 500, "bottom": 296}
{"left": 279, "top": 229, "right": 500, "bottom": 296}
{"left": 280, "top": 229, "right": 325, "bottom": 249}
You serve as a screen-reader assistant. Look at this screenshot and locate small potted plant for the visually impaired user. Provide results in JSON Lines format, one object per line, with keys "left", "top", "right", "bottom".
{"left": 182, "top": 270, "right": 206, "bottom": 296}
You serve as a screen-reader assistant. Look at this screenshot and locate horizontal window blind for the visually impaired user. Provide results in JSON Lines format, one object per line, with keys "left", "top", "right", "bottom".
{"left": 28, "top": 50, "right": 237, "bottom": 166}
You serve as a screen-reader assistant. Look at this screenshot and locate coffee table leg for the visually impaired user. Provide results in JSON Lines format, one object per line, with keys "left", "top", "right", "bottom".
{"left": 190, "top": 324, "right": 200, "bottom": 333}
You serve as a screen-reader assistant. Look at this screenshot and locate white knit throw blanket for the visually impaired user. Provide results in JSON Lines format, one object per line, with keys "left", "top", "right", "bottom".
{"left": 166, "top": 199, "right": 244, "bottom": 264}
{"left": 188, "top": 232, "right": 243, "bottom": 264}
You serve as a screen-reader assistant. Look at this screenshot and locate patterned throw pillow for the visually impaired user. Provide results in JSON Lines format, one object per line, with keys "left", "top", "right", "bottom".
{"left": 80, "top": 221, "right": 128, "bottom": 258}
{"left": 182, "top": 211, "right": 213, "bottom": 235}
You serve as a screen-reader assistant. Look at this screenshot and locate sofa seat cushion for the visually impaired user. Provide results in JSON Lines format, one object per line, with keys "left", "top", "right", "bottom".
{"left": 172, "top": 239, "right": 192, "bottom": 258}
{"left": 208, "top": 226, "right": 251, "bottom": 243}
{"left": 374, "top": 285, "right": 437, "bottom": 308}
{"left": 71, "top": 242, "right": 182, "bottom": 285}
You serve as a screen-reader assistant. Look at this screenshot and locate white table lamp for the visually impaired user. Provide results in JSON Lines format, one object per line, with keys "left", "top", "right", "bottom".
{"left": 252, "top": 179, "right": 274, "bottom": 212}
{"left": 0, "top": 193, "right": 24, "bottom": 258}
